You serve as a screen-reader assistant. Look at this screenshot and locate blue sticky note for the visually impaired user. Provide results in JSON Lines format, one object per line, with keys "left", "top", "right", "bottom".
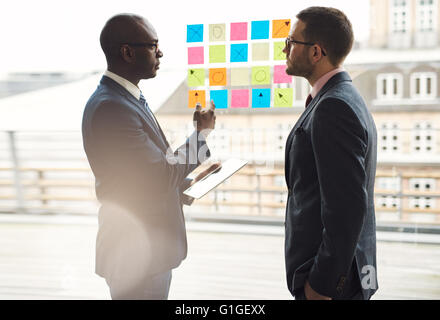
{"left": 252, "top": 89, "right": 271, "bottom": 108}
{"left": 230, "top": 44, "right": 248, "bottom": 62}
{"left": 187, "top": 24, "right": 204, "bottom": 42}
{"left": 251, "top": 20, "right": 270, "bottom": 40}
{"left": 210, "top": 90, "right": 228, "bottom": 109}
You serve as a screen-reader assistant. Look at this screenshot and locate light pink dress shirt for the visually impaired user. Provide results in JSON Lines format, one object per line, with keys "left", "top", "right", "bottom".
{"left": 310, "top": 68, "right": 345, "bottom": 99}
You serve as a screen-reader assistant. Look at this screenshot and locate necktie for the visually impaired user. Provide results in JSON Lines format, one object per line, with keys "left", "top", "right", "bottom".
{"left": 305, "top": 94, "right": 313, "bottom": 108}
{"left": 139, "top": 92, "right": 159, "bottom": 129}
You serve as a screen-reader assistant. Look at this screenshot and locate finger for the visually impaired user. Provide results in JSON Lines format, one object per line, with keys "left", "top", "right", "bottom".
{"left": 195, "top": 103, "right": 202, "bottom": 111}
{"left": 210, "top": 100, "right": 216, "bottom": 111}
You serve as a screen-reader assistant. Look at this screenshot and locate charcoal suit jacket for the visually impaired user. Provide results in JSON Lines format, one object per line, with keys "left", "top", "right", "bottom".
{"left": 284, "top": 71, "right": 378, "bottom": 300}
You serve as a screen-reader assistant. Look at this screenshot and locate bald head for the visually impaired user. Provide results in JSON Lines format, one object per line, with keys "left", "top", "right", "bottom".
{"left": 100, "top": 14, "right": 155, "bottom": 64}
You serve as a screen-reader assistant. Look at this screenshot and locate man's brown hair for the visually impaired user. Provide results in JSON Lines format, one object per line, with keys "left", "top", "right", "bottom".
{"left": 297, "top": 6, "right": 354, "bottom": 66}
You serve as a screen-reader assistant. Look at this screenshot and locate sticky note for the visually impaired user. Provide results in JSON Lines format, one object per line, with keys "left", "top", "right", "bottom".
{"left": 274, "top": 41, "right": 286, "bottom": 61}
{"left": 231, "top": 89, "right": 249, "bottom": 108}
{"left": 230, "top": 68, "right": 249, "bottom": 86}
{"left": 272, "top": 19, "right": 291, "bottom": 38}
{"left": 273, "top": 65, "right": 292, "bottom": 84}
{"left": 187, "top": 69, "right": 205, "bottom": 87}
{"left": 188, "top": 47, "right": 204, "bottom": 65}
{"left": 230, "top": 22, "right": 248, "bottom": 41}
{"left": 230, "top": 44, "right": 248, "bottom": 62}
{"left": 274, "top": 88, "right": 293, "bottom": 107}
{"left": 209, "top": 68, "right": 227, "bottom": 86}
{"left": 251, "top": 66, "right": 271, "bottom": 85}
{"left": 188, "top": 90, "right": 206, "bottom": 108}
{"left": 251, "top": 20, "right": 269, "bottom": 40}
{"left": 252, "top": 89, "right": 271, "bottom": 108}
{"left": 209, "top": 24, "right": 226, "bottom": 41}
{"left": 187, "top": 24, "right": 204, "bottom": 43}
{"left": 252, "top": 43, "right": 269, "bottom": 61}
{"left": 209, "top": 45, "right": 226, "bottom": 63}
{"left": 210, "top": 90, "right": 228, "bottom": 109}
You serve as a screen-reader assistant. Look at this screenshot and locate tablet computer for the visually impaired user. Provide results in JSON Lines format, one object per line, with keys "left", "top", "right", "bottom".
{"left": 183, "top": 158, "right": 248, "bottom": 199}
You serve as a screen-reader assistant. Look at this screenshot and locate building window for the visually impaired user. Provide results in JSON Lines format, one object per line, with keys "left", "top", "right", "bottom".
{"left": 410, "top": 72, "right": 437, "bottom": 99}
{"left": 378, "top": 123, "right": 401, "bottom": 153}
{"left": 376, "top": 177, "right": 401, "bottom": 209}
{"left": 391, "top": 0, "right": 410, "bottom": 34}
{"left": 377, "top": 74, "right": 403, "bottom": 100}
{"left": 413, "top": 122, "right": 435, "bottom": 153}
{"left": 416, "top": 0, "right": 438, "bottom": 32}
{"left": 409, "top": 178, "right": 436, "bottom": 209}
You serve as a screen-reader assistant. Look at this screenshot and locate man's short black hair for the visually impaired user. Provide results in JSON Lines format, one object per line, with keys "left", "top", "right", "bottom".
{"left": 297, "top": 6, "right": 354, "bottom": 66}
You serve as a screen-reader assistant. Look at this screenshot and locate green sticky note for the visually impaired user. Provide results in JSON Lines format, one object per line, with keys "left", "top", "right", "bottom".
{"left": 251, "top": 66, "right": 271, "bottom": 85}
{"left": 230, "top": 68, "right": 249, "bottom": 86}
{"left": 274, "top": 41, "right": 285, "bottom": 61}
{"left": 187, "top": 68, "right": 205, "bottom": 87}
{"left": 209, "top": 45, "right": 226, "bottom": 63}
{"left": 252, "top": 42, "right": 270, "bottom": 61}
{"left": 274, "top": 88, "right": 293, "bottom": 107}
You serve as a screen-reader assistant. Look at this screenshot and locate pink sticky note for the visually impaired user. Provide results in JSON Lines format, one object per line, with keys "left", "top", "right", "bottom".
{"left": 230, "top": 22, "right": 248, "bottom": 41}
{"left": 231, "top": 89, "right": 249, "bottom": 108}
{"left": 188, "top": 47, "right": 204, "bottom": 65}
{"left": 274, "top": 65, "right": 292, "bottom": 84}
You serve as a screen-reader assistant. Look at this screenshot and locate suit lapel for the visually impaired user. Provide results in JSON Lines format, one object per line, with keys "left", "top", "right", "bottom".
{"left": 101, "top": 76, "right": 170, "bottom": 152}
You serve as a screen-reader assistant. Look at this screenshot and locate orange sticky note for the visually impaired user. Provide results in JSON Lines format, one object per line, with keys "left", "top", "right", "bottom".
{"left": 188, "top": 90, "right": 206, "bottom": 108}
{"left": 209, "top": 68, "right": 227, "bottom": 86}
{"left": 272, "top": 19, "right": 291, "bottom": 38}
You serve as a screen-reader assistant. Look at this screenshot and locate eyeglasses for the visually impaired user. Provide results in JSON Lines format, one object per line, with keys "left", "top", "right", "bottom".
{"left": 122, "top": 42, "right": 160, "bottom": 53}
{"left": 285, "top": 37, "right": 327, "bottom": 56}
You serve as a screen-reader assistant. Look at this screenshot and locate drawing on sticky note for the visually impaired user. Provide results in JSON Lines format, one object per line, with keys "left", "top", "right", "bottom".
{"left": 252, "top": 89, "right": 271, "bottom": 108}
{"left": 230, "top": 44, "right": 248, "bottom": 62}
{"left": 188, "top": 90, "right": 206, "bottom": 108}
{"left": 251, "top": 66, "right": 271, "bottom": 85}
{"left": 274, "top": 42, "right": 286, "bottom": 61}
{"left": 274, "top": 88, "right": 293, "bottom": 107}
{"left": 188, "top": 69, "right": 205, "bottom": 87}
{"left": 272, "top": 19, "right": 291, "bottom": 38}
{"left": 187, "top": 24, "right": 204, "bottom": 43}
{"left": 209, "top": 24, "right": 226, "bottom": 41}
{"left": 209, "top": 68, "right": 227, "bottom": 86}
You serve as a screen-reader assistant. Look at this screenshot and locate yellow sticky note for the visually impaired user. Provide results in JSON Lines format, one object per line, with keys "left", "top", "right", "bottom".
{"left": 187, "top": 68, "right": 205, "bottom": 87}
{"left": 209, "top": 45, "right": 226, "bottom": 63}
{"left": 252, "top": 43, "right": 270, "bottom": 61}
{"left": 209, "top": 24, "right": 226, "bottom": 41}
{"left": 274, "top": 88, "right": 293, "bottom": 107}
{"left": 230, "top": 68, "right": 249, "bottom": 86}
{"left": 251, "top": 66, "right": 271, "bottom": 85}
{"left": 188, "top": 90, "right": 206, "bottom": 108}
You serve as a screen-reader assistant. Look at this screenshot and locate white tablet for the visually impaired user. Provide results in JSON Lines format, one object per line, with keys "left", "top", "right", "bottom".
{"left": 183, "top": 158, "right": 248, "bottom": 199}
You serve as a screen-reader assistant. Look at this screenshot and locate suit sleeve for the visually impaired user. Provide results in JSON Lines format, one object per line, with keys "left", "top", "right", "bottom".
{"left": 91, "top": 101, "right": 210, "bottom": 195}
{"left": 308, "top": 98, "right": 368, "bottom": 298}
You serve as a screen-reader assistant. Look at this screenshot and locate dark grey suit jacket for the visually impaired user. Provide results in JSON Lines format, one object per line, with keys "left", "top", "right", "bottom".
{"left": 82, "top": 76, "right": 210, "bottom": 279}
{"left": 284, "top": 72, "right": 378, "bottom": 300}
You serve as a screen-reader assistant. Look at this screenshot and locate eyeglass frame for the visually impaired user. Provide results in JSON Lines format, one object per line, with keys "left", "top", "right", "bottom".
{"left": 285, "top": 37, "right": 327, "bottom": 56}
{"left": 121, "top": 42, "right": 160, "bottom": 54}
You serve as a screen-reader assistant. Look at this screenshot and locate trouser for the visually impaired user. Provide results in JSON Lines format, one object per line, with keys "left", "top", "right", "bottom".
{"left": 105, "top": 270, "right": 172, "bottom": 300}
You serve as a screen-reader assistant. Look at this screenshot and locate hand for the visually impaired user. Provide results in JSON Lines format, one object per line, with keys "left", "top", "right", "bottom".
{"left": 190, "top": 162, "right": 221, "bottom": 186}
{"left": 304, "top": 280, "right": 332, "bottom": 300}
{"left": 193, "top": 100, "right": 216, "bottom": 137}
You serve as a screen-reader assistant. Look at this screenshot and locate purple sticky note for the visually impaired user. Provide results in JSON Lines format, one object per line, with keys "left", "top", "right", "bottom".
{"left": 188, "top": 47, "right": 204, "bottom": 65}
{"left": 230, "top": 22, "right": 248, "bottom": 41}
{"left": 273, "top": 65, "right": 292, "bottom": 84}
{"left": 231, "top": 89, "right": 249, "bottom": 108}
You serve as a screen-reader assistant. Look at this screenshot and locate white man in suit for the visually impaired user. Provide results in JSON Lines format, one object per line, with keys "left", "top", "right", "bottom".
{"left": 283, "top": 7, "right": 378, "bottom": 300}
{"left": 82, "top": 14, "right": 219, "bottom": 299}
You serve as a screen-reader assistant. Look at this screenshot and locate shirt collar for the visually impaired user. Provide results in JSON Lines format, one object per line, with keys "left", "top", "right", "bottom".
{"left": 310, "top": 67, "right": 345, "bottom": 99}
{"left": 104, "top": 70, "right": 141, "bottom": 100}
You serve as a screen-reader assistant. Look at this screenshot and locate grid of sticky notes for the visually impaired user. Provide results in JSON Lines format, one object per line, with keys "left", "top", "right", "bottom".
{"left": 187, "top": 20, "right": 294, "bottom": 109}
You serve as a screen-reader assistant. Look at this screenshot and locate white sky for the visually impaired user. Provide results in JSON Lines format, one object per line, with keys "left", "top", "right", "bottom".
{"left": 0, "top": 0, "right": 370, "bottom": 74}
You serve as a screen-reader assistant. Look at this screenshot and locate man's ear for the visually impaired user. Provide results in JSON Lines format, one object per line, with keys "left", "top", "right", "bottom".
{"left": 120, "top": 45, "right": 135, "bottom": 63}
{"left": 311, "top": 45, "right": 325, "bottom": 63}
